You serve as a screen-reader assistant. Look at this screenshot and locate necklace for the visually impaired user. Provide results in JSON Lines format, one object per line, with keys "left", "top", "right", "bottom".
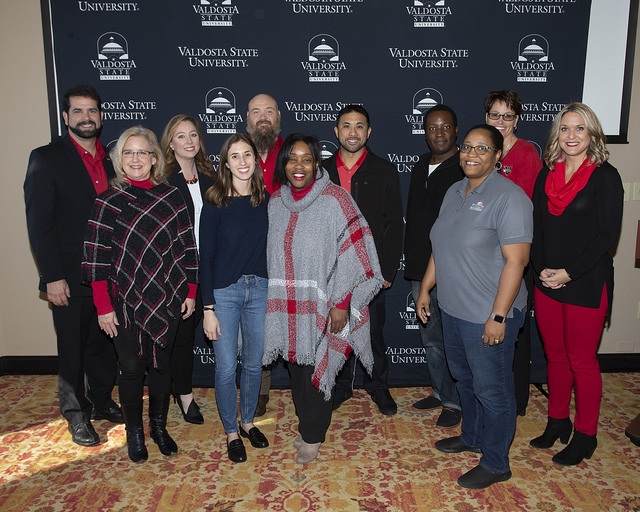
{"left": 180, "top": 168, "right": 198, "bottom": 184}
{"left": 503, "top": 136, "right": 517, "bottom": 155}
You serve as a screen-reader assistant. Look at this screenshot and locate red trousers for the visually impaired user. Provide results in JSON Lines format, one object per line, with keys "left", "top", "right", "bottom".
{"left": 534, "top": 285, "right": 608, "bottom": 435}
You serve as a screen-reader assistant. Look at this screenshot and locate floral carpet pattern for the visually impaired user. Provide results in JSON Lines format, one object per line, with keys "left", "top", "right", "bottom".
{"left": 0, "top": 373, "right": 638, "bottom": 511}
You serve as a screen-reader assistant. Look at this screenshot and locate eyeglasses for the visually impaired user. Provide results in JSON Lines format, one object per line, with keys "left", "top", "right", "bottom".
{"left": 122, "top": 150, "right": 154, "bottom": 159}
{"left": 460, "top": 144, "right": 499, "bottom": 155}
{"left": 487, "top": 112, "right": 517, "bottom": 121}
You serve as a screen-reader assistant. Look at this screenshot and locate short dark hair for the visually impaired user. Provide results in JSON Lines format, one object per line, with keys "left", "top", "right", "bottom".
{"left": 463, "top": 123, "right": 504, "bottom": 152}
{"left": 335, "top": 104, "right": 370, "bottom": 128}
{"left": 274, "top": 133, "right": 321, "bottom": 187}
{"left": 423, "top": 104, "right": 458, "bottom": 132}
{"left": 63, "top": 85, "right": 102, "bottom": 114}
{"left": 483, "top": 90, "right": 523, "bottom": 116}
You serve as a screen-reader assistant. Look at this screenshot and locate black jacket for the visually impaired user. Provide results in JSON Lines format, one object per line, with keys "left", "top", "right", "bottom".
{"left": 325, "top": 150, "right": 403, "bottom": 283}
{"left": 531, "top": 162, "right": 623, "bottom": 311}
{"left": 24, "top": 135, "right": 115, "bottom": 296}
{"left": 167, "top": 164, "right": 216, "bottom": 228}
{"left": 403, "top": 151, "right": 464, "bottom": 281}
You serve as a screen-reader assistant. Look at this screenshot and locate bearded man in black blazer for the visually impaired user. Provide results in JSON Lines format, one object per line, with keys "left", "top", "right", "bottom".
{"left": 24, "top": 85, "right": 122, "bottom": 447}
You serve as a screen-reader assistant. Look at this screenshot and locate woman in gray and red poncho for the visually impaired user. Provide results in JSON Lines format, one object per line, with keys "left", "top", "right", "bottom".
{"left": 263, "top": 134, "right": 383, "bottom": 465}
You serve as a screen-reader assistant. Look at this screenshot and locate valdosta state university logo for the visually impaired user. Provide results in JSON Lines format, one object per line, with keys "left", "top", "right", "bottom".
{"left": 92, "top": 32, "right": 136, "bottom": 81}
{"left": 192, "top": 0, "right": 239, "bottom": 27}
{"left": 405, "top": 88, "right": 444, "bottom": 135}
{"left": 198, "top": 87, "right": 243, "bottom": 134}
{"left": 512, "top": 34, "right": 554, "bottom": 83}
{"left": 302, "top": 34, "right": 346, "bottom": 82}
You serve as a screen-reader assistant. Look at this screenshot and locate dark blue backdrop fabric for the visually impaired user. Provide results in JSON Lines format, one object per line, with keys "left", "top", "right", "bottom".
{"left": 44, "top": 0, "right": 590, "bottom": 387}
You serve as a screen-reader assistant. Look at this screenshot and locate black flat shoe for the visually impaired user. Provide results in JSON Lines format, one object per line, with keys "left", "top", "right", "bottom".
{"left": 174, "top": 394, "right": 204, "bottom": 425}
{"left": 227, "top": 438, "right": 247, "bottom": 463}
{"left": 457, "top": 465, "right": 512, "bottom": 489}
{"left": 370, "top": 389, "right": 397, "bottom": 416}
{"left": 239, "top": 424, "right": 269, "bottom": 448}
{"left": 435, "top": 436, "right": 481, "bottom": 454}
{"left": 412, "top": 395, "right": 442, "bottom": 410}
{"left": 92, "top": 405, "right": 124, "bottom": 424}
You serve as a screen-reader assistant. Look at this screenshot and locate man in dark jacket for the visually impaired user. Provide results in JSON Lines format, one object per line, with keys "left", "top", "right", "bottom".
{"left": 325, "top": 104, "right": 403, "bottom": 415}
{"left": 24, "top": 85, "right": 122, "bottom": 447}
{"left": 404, "top": 104, "right": 464, "bottom": 427}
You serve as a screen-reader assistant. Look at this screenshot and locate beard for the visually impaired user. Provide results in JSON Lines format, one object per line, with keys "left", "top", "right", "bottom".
{"left": 248, "top": 120, "right": 280, "bottom": 155}
{"left": 69, "top": 121, "right": 102, "bottom": 140}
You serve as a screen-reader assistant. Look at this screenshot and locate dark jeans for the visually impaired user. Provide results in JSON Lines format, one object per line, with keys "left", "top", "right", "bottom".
{"left": 442, "top": 308, "right": 524, "bottom": 473}
{"left": 411, "top": 282, "right": 460, "bottom": 409}
{"left": 52, "top": 295, "right": 118, "bottom": 424}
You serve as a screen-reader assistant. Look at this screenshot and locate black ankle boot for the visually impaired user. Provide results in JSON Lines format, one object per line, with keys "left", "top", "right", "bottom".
{"left": 552, "top": 430, "right": 597, "bottom": 466}
{"left": 122, "top": 402, "right": 148, "bottom": 463}
{"left": 149, "top": 395, "right": 178, "bottom": 456}
{"left": 530, "top": 417, "right": 573, "bottom": 449}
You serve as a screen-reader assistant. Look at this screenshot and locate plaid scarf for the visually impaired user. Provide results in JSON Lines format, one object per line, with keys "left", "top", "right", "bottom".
{"left": 83, "top": 183, "right": 198, "bottom": 357}
{"left": 263, "top": 171, "right": 383, "bottom": 399}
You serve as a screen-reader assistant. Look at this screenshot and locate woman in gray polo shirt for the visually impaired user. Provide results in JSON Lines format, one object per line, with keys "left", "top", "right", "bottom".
{"left": 416, "top": 124, "right": 532, "bottom": 489}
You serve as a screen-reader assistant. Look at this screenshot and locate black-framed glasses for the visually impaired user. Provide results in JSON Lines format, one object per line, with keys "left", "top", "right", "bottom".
{"left": 487, "top": 112, "right": 517, "bottom": 121}
{"left": 122, "top": 150, "right": 154, "bottom": 159}
{"left": 460, "top": 144, "right": 499, "bottom": 156}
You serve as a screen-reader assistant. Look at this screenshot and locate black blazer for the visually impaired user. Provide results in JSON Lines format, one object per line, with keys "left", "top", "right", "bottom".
{"left": 24, "top": 135, "right": 115, "bottom": 296}
{"left": 167, "top": 164, "right": 216, "bottom": 228}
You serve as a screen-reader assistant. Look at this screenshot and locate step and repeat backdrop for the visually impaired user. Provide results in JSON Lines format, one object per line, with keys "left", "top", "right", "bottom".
{"left": 42, "top": 0, "right": 595, "bottom": 387}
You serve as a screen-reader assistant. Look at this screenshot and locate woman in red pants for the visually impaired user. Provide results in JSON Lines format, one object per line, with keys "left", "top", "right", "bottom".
{"left": 529, "top": 103, "right": 623, "bottom": 466}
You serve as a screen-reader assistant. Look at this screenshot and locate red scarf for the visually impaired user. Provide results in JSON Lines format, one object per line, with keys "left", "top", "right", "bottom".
{"left": 545, "top": 159, "right": 597, "bottom": 215}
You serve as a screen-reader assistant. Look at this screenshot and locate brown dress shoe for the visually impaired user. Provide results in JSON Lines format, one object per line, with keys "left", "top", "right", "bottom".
{"left": 254, "top": 394, "right": 269, "bottom": 417}
{"left": 625, "top": 413, "right": 640, "bottom": 447}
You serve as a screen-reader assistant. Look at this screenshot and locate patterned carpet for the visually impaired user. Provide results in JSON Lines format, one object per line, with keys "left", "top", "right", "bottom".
{"left": 0, "top": 373, "right": 639, "bottom": 512}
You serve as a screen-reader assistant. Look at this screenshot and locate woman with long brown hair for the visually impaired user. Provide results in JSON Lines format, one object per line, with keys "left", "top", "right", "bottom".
{"left": 161, "top": 115, "right": 216, "bottom": 424}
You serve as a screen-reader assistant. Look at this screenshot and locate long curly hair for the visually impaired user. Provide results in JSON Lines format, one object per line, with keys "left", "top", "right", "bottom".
{"left": 160, "top": 114, "right": 215, "bottom": 177}
{"left": 544, "top": 102, "right": 609, "bottom": 169}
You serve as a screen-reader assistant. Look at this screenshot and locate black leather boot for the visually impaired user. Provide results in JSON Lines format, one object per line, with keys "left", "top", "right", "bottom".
{"left": 122, "top": 402, "right": 148, "bottom": 463}
{"left": 149, "top": 395, "right": 178, "bottom": 456}
{"left": 530, "top": 417, "right": 573, "bottom": 449}
{"left": 552, "top": 430, "right": 597, "bottom": 466}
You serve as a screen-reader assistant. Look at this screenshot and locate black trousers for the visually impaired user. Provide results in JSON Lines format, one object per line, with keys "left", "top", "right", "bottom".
{"left": 113, "top": 319, "right": 178, "bottom": 405}
{"left": 513, "top": 266, "right": 534, "bottom": 413}
{"left": 334, "top": 289, "right": 389, "bottom": 393}
{"left": 170, "top": 292, "right": 202, "bottom": 395}
{"left": 289, "top": 363, "right": 334, "bottom": 444}
{"left": 52, "top": 295, "right": 118, "bottom": 424}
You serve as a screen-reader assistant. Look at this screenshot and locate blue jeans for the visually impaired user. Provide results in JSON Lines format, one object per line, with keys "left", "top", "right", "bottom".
{"left": 441, "top": 308, "right": 524, "bottom": 473}
{"left": 411, "top": 282, "right": 460, "bottom": 409}
{"left": 212, "top": 275, "right": 267, "bottom": 434}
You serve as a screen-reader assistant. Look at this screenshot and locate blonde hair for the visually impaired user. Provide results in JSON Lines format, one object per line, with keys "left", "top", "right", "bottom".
{"left": 544, "top": 102, "right": 609, "bottom": 169}
{"left": 160, "top": 114, "right": 214, "bottom": 177}
{"left": 110, "top": 126, "right": 166, "bottom": 188}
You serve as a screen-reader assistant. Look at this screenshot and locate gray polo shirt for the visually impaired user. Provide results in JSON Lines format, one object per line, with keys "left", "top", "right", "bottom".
{"left": 431, "top": 170, "right": 533, "bottom": 324}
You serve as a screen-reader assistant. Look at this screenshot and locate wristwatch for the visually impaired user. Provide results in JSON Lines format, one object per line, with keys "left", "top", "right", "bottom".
{"left": 490, "top": 313, "right": 506, "bottom": 324}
